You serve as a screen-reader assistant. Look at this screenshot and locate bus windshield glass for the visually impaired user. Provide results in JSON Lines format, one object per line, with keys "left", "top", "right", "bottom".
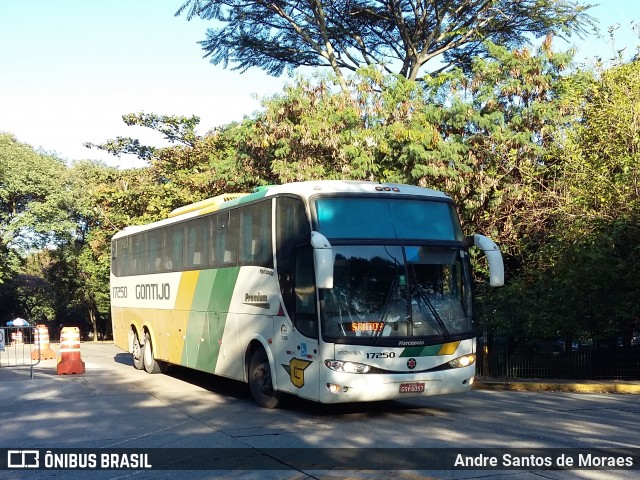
{"left": 315, "top": 197, "right": 464, "bottom": 241}
{"left": 321, "top": 245, "right": 473, "bottom": 341}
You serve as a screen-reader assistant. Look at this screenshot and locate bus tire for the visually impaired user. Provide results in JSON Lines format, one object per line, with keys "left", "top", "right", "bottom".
{"left": 248, "top": 347, "right": 281, "bottom": 409}
{"left": 143, "top": 331, "right": 162, "bottom": 374}
{"left": 132, "top": 331, "right": 144, "bottom": 370}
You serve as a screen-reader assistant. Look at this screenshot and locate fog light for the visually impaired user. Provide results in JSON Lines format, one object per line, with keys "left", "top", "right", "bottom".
{"left": 327, "top": 383, "right": 349, "bottom": 394}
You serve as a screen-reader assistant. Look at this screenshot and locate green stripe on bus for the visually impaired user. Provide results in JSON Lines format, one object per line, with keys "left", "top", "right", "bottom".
{"left": 400, "top": 344, "right": 446, "bottom": 357}
{"left": 181, "top": 268, "right": 241, "bottom": 371}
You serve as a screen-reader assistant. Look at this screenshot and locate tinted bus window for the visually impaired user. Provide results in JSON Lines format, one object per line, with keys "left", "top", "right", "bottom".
{"left": 240, "top": 201, "right": 273, "bottom": 267}
{"left": 276, "top": 196, "right": 309, "bottom": 316}
{"left": 211, "top": 210, "right": 239, "bottom": 267}
{"left": 147, "top": 229, "right": 163, "bottom": 274}
{"left": 315, "top": 197, "right": 464, "bottom": 241}
{"left": 164, "top": 224, "right": 184, "bottom": 271}
{"left": 112, "top": 238, "right": 129, "bottom": 277}
{"left": 131, "top": 234, "right": 145, "bottom": 275}
{"left": 185, "top": 218, "right": 209, "bottom": 270}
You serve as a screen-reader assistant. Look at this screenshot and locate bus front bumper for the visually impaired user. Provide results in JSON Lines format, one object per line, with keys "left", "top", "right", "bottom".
{"left": 318, "top": 364, "right": 475, "bottom": 403}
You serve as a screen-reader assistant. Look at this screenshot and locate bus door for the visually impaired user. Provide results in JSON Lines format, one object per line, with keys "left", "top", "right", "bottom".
{"left": 277, "top": 247, "right": 320, "bottom": 401}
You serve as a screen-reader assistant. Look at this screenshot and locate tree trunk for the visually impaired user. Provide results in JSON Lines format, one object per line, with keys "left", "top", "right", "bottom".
{"left": 88, "top": 305, "right": 99, "bottom": 341}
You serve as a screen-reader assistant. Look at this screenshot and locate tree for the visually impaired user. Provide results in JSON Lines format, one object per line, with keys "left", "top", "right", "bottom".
{"left": 0, "top": 134, "right": 78, "bottom": 249}
{"left": 482, "top": 60, "right": 640, "bottom": 346}
{"left": 177, "top": 0, "right": 594, "bottom": 81}
{"left": 565, "top": 60, "right": 640, "bottom": 219}
{"left": 0, "top": 134, "right": 79, "bottom": 287}
{"left": 87, "top": 112, "right": 269, "bottom": 203}
{"left": 65, "top": 160, "right": 182, "bottom": 340}
{"left": 84, "top": 112, "right": 201, "bottom": 162}
{"left": 553, "top": 59, "right": 640, "bottom": 344}
{"left": 235, "top": 39, "right": 593, "bottom": 270}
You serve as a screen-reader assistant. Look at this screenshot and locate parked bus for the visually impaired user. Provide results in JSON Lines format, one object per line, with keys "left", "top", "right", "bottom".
{"left": 110, "top": 180, "right": 503, "bottom": 407}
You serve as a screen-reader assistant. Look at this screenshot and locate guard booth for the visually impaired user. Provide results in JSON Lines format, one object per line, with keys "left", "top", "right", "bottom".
{"left": 0, "top": 325, "right": 40, "bottom": 378}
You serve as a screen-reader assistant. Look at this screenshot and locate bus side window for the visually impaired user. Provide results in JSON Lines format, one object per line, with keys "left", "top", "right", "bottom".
{"left": 147, "top": 229, "right": 163, "bottom": 274}
{"left": 131, "top": 234, "right": 145, "bottom": 275}
{"left": 211, "top": 210, "right": 238, "bottom": 267}
{"left": 294, "top": 247, "right": 318, "bottom": 339}
{"left": 209, "top": 214, "right": 219, "bottom": 266}
{"left": 186, "top": 218, "right": 209, "bottom": 269}
{"left": 163, "top": 224, "right": 182, "bottom": 271}
{"left": 112, "top": 238, "right": 129, "bottom": 277}
{"left": 240, "top": 201, "right": 273, "bottom": 268}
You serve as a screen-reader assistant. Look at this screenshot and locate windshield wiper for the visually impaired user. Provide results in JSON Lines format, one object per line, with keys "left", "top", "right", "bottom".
{"left": 374, "top": 279, "right": 398, "bottom": 342}
{"left": 414, "top": 284, "right": 451, "bottom": 340}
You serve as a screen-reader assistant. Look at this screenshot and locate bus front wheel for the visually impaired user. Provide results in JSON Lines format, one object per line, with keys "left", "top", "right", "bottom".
{"left": 248, "top": 348, "right": 281, "bottom": 409}
{"left": 143, "top": 332, "right": 162, "bottom": 374}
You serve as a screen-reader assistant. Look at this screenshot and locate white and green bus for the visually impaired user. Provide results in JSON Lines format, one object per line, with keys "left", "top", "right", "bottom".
{"left": 111, "top": 180, "right": 503, "bottom": 407}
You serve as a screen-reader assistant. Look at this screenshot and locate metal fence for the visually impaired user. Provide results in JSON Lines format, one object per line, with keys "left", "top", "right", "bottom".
{"left": 0, "top": 326, "right": 40, "bottom": 378}
{"left": 476, "top": 335, "right": 640, "bottom": 380}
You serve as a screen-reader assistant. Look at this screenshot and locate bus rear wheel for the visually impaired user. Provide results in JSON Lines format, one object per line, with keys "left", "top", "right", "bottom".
{"left": 143, "top": 332, "right": 162, "bottom": 374}
{"left": 248, "top": 347, "right": 281, "bottom": 409}
{"left": 132, "top": 331, "right": 144, "bottom": 370}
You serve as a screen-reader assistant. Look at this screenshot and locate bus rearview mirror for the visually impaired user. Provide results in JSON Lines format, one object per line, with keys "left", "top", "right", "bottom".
{"left": 473, "top": 234, "right": 505, "bottom": 287}
{"left": 311, "top": 231, "right": 334, "bottom": 289}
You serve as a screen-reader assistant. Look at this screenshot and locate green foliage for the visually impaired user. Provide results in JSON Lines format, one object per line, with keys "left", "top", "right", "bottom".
{"left": 227, "top": 41, "right": 592, "bottom": 280}
{"left": 3, "top": 41, "right": 639, "bottom": 349}
{"left": 565, "top": 60, "right": 640, "bottom": 218}
{"left": 84, "top": 112, "right": 201, "bottom": 161}
{"left": 0, "top": 134, "right": 78, "bottom": 251}
{"left": 481, "top": 60, "right": 640, "bottom": 344}
{"left": 177, "top": 0, "right": 594, "bottom": 81}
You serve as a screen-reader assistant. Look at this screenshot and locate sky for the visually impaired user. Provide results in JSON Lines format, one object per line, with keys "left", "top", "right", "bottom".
{"left": 1, "top": 0, "right": 639, "bottom": 169}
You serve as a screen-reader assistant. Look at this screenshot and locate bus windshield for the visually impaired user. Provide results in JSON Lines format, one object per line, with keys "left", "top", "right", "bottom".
{"left": 315, "top": 197, "right": 464, "bottom": 241}
{"left": 321, "top": 245, "right": 473, "bottom": 342}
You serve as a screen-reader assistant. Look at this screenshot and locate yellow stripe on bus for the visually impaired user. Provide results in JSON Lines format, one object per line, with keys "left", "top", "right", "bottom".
{"left": 438, "top": 341, "right": 460, "bottom": 356}
{"left": 175, "top": 271, "right": 200, "bottom": 311}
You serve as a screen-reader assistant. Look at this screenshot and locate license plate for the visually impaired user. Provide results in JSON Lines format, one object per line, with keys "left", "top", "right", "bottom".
{"left": 399, "top": 382, "right": 425, "bottom": 393}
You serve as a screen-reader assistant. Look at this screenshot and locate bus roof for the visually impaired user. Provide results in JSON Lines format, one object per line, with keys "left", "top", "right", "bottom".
{"left": 111, "top": 180, "right": 451, "bottom": 240}
{"left": 261, "top": 180, "right": 448, "bottom": 199}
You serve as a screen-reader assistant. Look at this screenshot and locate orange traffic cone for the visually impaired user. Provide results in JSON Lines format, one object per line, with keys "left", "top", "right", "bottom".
{"left": 32, "top": 325, "right": 56, "bottom": 360}
{"left": 56, "top": 327, "right": 85, "bottom": 375}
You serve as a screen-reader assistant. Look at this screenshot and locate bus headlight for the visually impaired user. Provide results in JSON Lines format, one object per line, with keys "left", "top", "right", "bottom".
{"left": 448, "top": 354, "right": 476, "bottom": 368}
{"left": 325, "top": 360, "right": 372, "bottom": 374}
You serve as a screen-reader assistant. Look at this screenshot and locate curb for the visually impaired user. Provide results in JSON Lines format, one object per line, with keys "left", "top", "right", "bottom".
{"left": 474, "top": 379, "right": 640, "bottom": 394}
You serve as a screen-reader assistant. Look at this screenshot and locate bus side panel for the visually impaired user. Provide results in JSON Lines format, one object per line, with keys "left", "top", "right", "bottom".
{"left": 214, "top": 312, "right": 243, "bottom": 381}
{"left": 111, "top": 306, "right": 155, "bottom": 353}
{"left": 153, "top": 308, "right": 169, "bottom": 361}
{"left": 220, "top": 267, "right": 282, "bottom": 381}
{"left": 111, "top": 307, "right": 128, "bottom": 352}
{"left": 112, "top": 304, "right": 187, "bottom": 365}
{"left": 183, "top": 309, "right": 209, "bottom": 369}
{"left": 170, "top": 270, "right": 200, "bottom": 365}
{"left": 167, "top": 309, "right": 189, "bottom": 365}
{"left": 207, "top": 268, "right": 241, "bottom": 376}
{"left": 181, "top": 267, "right": 240, "bottom": 373}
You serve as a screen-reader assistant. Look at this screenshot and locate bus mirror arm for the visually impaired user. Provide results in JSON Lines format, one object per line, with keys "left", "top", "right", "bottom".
{"left": 472, "top": 234, "right": 505, "bottom": 288}
{"left": 311, "top": 231, "right": 334, "bottom": 289}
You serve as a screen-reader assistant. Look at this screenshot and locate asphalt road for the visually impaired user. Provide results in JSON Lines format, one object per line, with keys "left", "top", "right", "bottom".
{"left": 0, "top": 342, "right": 638, "bottom": 480}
